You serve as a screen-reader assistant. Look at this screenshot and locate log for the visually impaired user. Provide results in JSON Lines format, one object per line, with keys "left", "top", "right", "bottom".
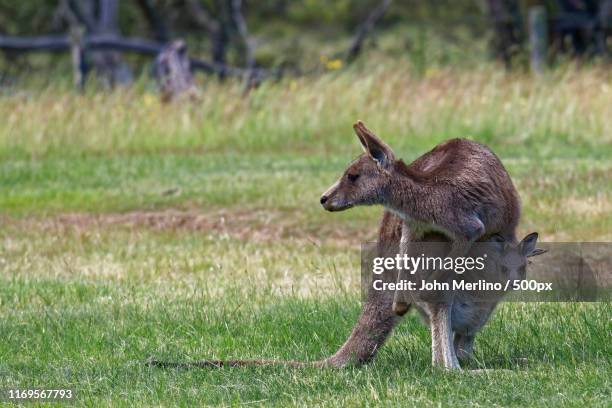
{"left": 0, "top": 35, "right": 72, "bottom": 51}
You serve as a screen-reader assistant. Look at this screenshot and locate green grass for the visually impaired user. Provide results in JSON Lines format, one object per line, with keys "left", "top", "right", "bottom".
{"left": 0, "top": 64, "right": 611, "bottom": 406}
{"left": 1, "top": 228, "right": 610, "bottom": 406}
{"left": 1, "top": 153, "right": 610, "bottom": 240}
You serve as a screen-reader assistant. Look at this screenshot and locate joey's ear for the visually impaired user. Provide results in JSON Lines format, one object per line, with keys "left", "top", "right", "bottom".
{"left": 488, "top": 233, "right": 507, "bottom": 253}
{"left": 353, "top": 120, "right": 395, "bottom": 169}
{"left": 521, "top": 232, "right": 547, "bottom": 257}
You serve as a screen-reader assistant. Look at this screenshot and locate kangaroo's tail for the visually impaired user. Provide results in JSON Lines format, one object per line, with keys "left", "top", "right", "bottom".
{"left": 147, "top": 358, "right": 327, "bottom": 369}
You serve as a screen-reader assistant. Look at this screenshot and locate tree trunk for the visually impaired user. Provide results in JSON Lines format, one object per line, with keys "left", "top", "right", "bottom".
{"left": 231, "top": 0, "right": 257, "bottom": 89}
{"left": 346, "top": 0, "right": 392, "bottom": 62}
{"left": 89, "top": 0, "right": 133, "bottom": 87}
{"left": 136, "top": 0, "right": 169, "bottom": 43}
{"left": 528, "top": 5, "right": 547, "bottom": 74}
{"left": 487, "top": 0, "right": 523, "bottom": 69}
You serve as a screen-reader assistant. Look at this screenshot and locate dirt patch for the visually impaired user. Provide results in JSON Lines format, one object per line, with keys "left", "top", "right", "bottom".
{"left": 4, "top": 209, "right": 369, "bottom": 246}
{"left": 51, "top": 209, "right": 291, "bottom": 242}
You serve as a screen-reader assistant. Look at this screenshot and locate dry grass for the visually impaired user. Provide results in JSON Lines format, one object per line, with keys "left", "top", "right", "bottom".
{"left": 1, "top": 64, "right": 610, "bottom": 157}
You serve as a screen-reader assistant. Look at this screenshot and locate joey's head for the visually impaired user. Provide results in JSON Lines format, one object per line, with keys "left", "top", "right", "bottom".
{"left": 490, "top": 232, "right": 548, "bottom": 281}
{"left": 320, "top": 121, "right": 397, "bottom": 212}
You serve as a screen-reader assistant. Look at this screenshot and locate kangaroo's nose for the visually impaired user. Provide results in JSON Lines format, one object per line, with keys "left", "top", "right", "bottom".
{"left": 320, "top": 195, "right": 328, "bottom": 205}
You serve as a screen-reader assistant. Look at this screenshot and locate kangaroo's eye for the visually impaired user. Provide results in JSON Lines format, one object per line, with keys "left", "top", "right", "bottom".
{"left": 347, "top": 173, "right": 360, "bottom": 182}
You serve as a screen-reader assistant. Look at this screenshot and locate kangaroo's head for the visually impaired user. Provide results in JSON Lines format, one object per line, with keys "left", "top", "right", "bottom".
{"left": 320, "top": 121, "right": 397, "bottom": 212}
{"left": 490, "top": 232, "right": 548, "bottom": 281}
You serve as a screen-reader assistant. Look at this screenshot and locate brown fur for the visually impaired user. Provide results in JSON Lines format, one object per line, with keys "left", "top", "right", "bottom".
{"left": 320, "top": 121, "right": 522, "bottom": 369}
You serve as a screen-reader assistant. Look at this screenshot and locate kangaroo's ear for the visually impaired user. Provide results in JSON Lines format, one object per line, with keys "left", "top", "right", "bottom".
{"left": 353, "top": 121, "right": 395, "bottom": 169}
{"left": 521, "top": 232, "right": 547, "bottom": 257}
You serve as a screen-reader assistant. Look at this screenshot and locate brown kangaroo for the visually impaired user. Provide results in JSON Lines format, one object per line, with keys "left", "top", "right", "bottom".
{"left": 320, "top": 121, "right": 521, "bottom": 369}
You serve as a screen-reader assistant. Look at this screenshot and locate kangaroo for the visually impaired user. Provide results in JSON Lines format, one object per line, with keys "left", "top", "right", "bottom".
{"left": 151, "top": 122, "right": 539, "bottom": 371}
{"left": 320, "top": 121, "right": 521, "bottom": 369}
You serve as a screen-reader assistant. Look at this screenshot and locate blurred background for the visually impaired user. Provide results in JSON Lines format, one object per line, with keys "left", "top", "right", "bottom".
{"left": 0, "top": 0, "right": 611, "bottom": 89}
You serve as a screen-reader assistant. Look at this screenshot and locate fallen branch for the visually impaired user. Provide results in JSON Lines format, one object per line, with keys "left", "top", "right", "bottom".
{"left": 0, "top": 33, "right": 269, "bottom": 78}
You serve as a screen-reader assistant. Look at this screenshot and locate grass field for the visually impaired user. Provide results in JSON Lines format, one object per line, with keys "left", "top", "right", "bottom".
{"left": 0, "top": 64, "right": 611, "bottom": 406}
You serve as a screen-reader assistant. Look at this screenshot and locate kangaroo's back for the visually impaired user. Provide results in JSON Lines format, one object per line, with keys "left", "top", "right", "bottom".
{"left": 407, "top": 139, "right": 501, "bottom": 177}
{"left": 395, "top": 138, "right": 520, "bottom": 240}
